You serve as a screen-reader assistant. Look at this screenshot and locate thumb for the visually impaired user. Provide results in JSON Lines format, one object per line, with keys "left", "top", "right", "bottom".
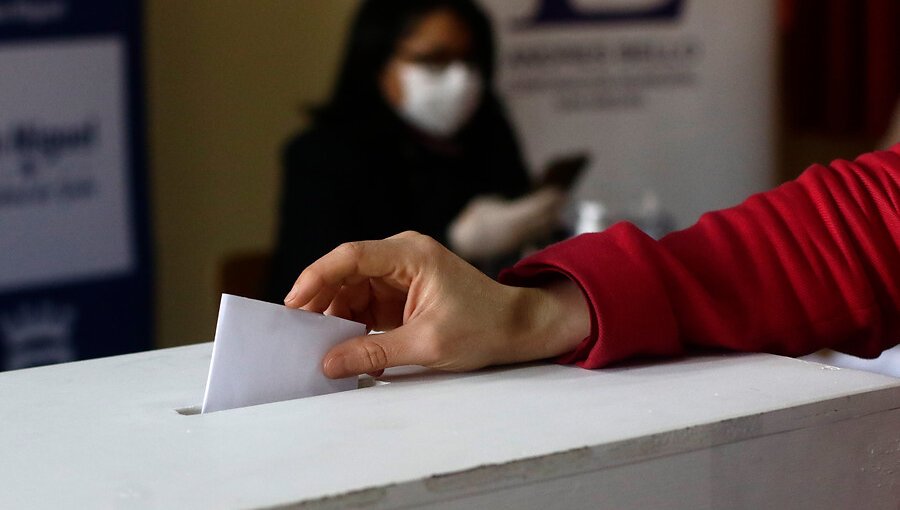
{"left": 322, "top": 327, "right": 422, "bottom": 379}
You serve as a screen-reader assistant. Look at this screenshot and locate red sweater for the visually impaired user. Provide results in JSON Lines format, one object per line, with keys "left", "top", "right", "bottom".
{"left": 500, "top": 146, "right": 900, "bottom": 368}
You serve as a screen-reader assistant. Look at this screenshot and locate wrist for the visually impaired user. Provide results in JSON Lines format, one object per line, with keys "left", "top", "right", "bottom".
{"left": 504, "top": 278, "right": 590, "bottom": 363}
{"left": 539, "top": 278, "right": 591, "bottom": 356}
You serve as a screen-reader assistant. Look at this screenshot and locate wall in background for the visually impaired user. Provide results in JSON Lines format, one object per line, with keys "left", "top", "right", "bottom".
{"left": 146, "top": 0, "right": 358, "bottom": 348}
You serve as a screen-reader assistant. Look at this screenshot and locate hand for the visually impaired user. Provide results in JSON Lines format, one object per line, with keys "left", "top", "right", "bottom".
{"left": 447, "top": 188, "right": 565, "bottom": 261}
{"left": 283, "top": 232, "right": 590, "bottom": 378}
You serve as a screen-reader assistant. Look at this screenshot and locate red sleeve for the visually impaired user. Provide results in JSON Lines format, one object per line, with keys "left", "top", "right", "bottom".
{"left": 499, "top": 146, "right": 900, "bottom": 368}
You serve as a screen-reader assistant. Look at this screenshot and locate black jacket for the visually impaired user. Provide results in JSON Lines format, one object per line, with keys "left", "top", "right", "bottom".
{"left": 266, "top": 104, "right": 530, "bottom": 302}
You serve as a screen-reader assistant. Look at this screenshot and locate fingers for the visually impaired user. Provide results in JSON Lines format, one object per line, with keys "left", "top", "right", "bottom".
{"left": 322, "top": 328, "right": 423, "bottom": 378}
{"left": 284, "top": 232, "right": 436, "bottom": 309}
{"left": 283, "top": 243, "right": 367, "bottom": 308}
{"left": 283, "top": 240, "right": 395, "bottom": 309}
{"left": 324, "top": 281, "right": 374, "bottom": 325}
{"left": 303, "top": 283, "right": 342, "bottom": 314}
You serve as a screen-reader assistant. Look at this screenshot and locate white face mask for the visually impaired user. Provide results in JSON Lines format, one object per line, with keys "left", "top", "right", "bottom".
{"left": 396, "top": 62, "right": 483, "bottom": 138}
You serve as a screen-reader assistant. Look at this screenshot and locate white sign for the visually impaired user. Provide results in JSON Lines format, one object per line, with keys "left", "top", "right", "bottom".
{"left": 0, "top": 37, "right": 135, "bottom": 291}
{"left": 481, "top": 0, "right": 775, "bottom": 228}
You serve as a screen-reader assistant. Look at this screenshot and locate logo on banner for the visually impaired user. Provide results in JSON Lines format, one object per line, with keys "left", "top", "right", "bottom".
{"left": 523, "top": 0, "right": 684, "bottom": 26}
{"left": 0, "top": 119, "right": 100, "bottom": 209}
{"left": 1, "top": 302, "right": 77, "bottom": 370}
{"left": 500, "top": 0, "right": 698, "bottom": 112}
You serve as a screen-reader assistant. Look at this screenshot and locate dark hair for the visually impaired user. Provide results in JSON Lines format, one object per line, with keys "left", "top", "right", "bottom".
{"left": 317, "top": 0, "right": 498, "bottom": 123}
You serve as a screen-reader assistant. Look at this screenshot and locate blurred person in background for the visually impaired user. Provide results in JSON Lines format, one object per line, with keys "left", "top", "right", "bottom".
{"left": 267, "top": 0, "right": 569, "bottom": 301}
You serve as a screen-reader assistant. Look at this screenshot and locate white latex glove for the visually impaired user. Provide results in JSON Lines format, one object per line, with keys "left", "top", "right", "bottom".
{"left": 447, "top": 187, "right": 565, "bottom": 261}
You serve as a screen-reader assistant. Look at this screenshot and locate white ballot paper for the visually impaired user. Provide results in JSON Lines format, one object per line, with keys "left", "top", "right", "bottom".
{"left": 201, "top": 294, "right": 365, "bottom": 413}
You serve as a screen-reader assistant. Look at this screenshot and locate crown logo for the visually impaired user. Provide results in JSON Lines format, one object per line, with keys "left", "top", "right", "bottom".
{"left": 1, "top": 302, "right": 77, "bottom": 370}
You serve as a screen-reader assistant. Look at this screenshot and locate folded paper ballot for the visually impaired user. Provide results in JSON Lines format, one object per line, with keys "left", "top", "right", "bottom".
{"left": 201, "top": 294, "right": 366, "bottom": 413}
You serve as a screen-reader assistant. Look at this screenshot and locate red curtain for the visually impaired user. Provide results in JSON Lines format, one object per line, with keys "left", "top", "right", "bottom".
{"left": 780, "top": 0, "right": 900, "bottom": 136}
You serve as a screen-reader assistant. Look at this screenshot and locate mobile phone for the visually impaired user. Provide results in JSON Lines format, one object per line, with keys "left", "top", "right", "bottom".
{"left": 537, "top": 153, "right": 590, "bottom": 191}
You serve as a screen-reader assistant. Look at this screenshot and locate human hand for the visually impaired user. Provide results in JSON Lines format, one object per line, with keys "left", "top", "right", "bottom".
{"left": 283, "top": 232, "right": 590, "bottom": 378}
{"left": 447, "top": 188, "right": 565, "bottom": 261}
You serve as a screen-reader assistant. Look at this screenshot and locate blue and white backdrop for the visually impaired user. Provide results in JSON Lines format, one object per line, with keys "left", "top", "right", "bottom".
{"left": 0, "top": 0, "right": 151, "bottom": 370}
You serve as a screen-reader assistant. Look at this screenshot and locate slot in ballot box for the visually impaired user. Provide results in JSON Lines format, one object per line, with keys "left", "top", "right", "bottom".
{"left": 2, "top": 343, "right": 899, "bottom": 509}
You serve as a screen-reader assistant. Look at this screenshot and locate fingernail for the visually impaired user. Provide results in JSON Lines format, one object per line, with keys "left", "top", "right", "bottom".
{"left": 284, "top": 289, "right": 297, "bottom": 304}
{"left": 323, "top": 355, "right": 345, "bottom": 378}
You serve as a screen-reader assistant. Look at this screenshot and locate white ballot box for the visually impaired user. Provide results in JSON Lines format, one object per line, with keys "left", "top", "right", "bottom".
{"left": 2, "top": 344, "right": 899, "bottom": 509}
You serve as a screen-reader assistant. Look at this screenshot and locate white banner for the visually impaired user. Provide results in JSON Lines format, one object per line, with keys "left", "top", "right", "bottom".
{"left": 481, "top": 0, "right": 775, "bottom": 230}
{"left": 0, "top": 37, "right": 134, "bottom": 291}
